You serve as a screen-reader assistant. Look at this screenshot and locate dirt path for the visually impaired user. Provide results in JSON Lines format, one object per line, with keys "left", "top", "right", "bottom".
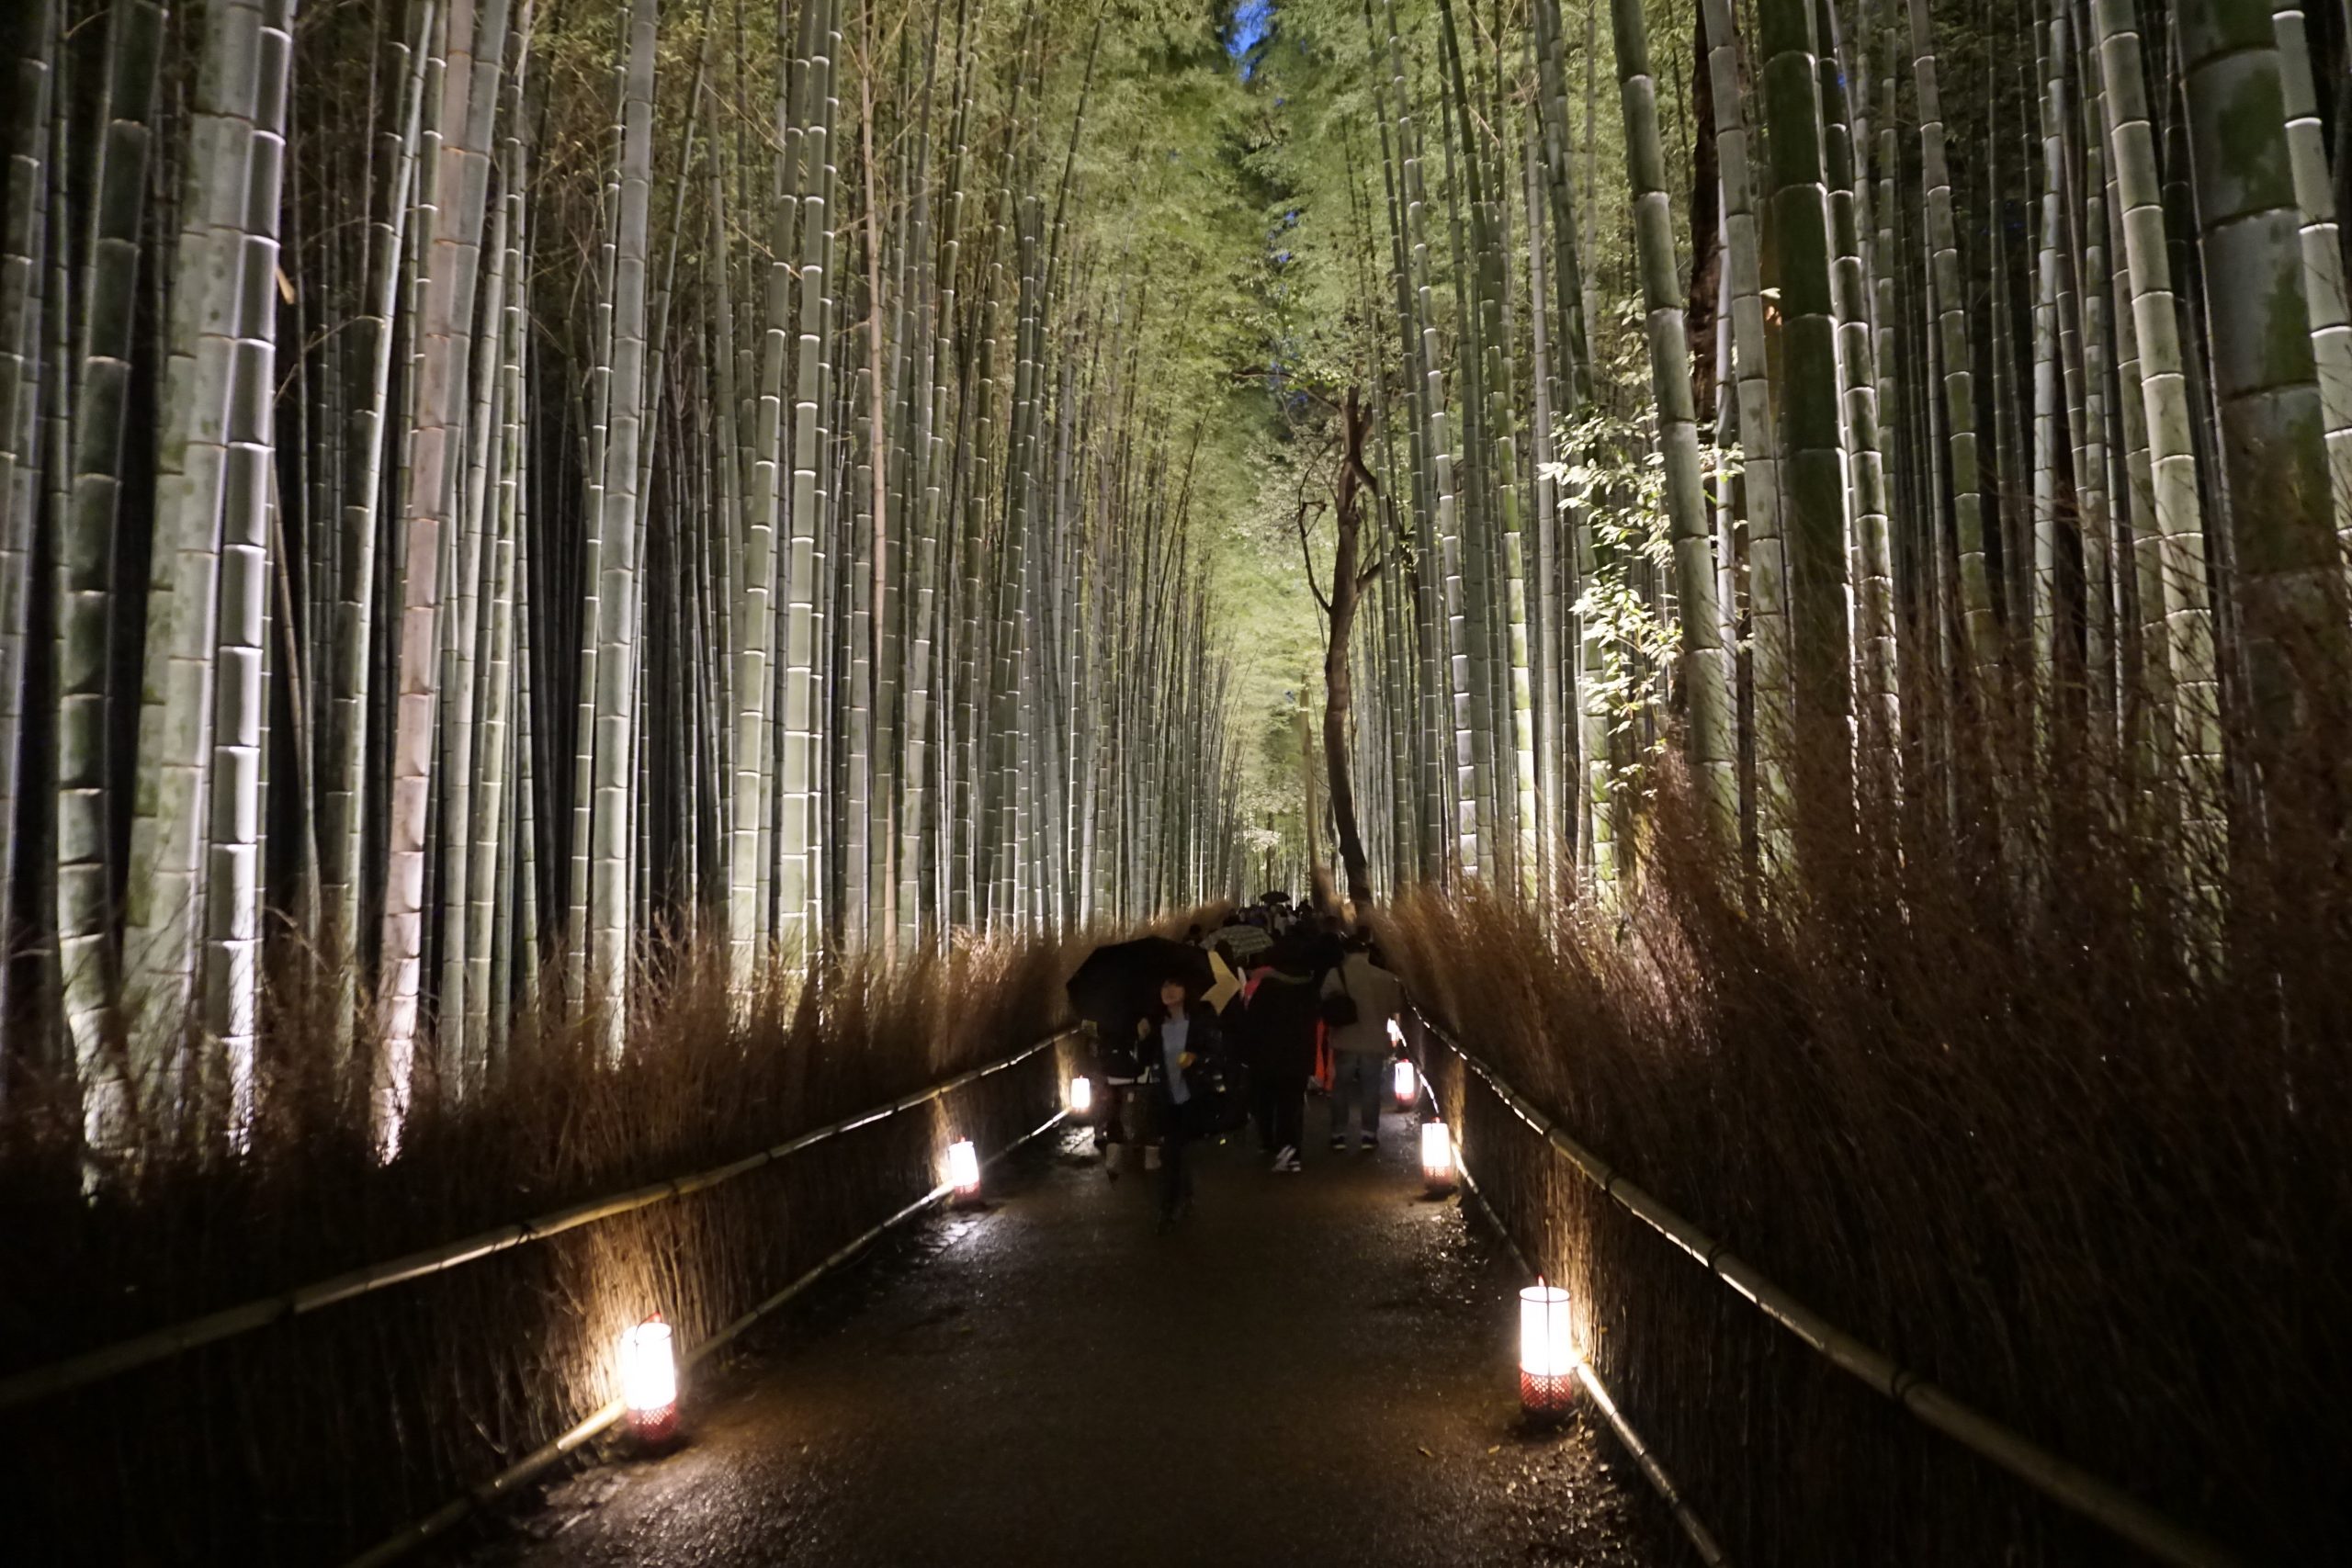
{"left": 447, "top": 1097, "right": 1678, "bottom": 1568}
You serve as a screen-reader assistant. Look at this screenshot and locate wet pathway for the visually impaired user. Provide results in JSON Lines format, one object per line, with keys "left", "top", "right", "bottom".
{"left": 449, "top": 1098, "right": 1676, "bottom": 1568}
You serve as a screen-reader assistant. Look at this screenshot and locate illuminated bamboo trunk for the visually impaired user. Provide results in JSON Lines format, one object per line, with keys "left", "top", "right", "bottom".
{"left": 778, "top": 0, "right": 841, "bottom": 951}
{"left": 321, "top": 1, "right": 433, "bottom": 1041}
{"left": 0, "top": 0, "right": 54, "bottom": 1040}
{"left": 581, "top": 0, "right": 656, "bottom": 1060}
{"left": 58, "top": 0, "right": 164, "bottom": 1138}
{"left": 1905, "top": 0, "right": 2001, "bottom": 688}
{"left": 124, "top": 0, "right": 266, "bottom": 1090}
{"left": 2174, "top": 0, "right": 2350, "bottom": 750}
{"left": 1612, "top": 0, "right": 1737, "bottom": 846}
{"left": 1700, "top": 0, "right": 1790, "bottom": 861}
{"left": 379, "top": 0, "right": 514, "bottom": 1147}
{"left": 2268, "top": 1, "right": 2352, "bottom": 550}
{"left": 465, "top": 112, "right": 529, "bottom": 1066}
{"left": 1816, "top": 0, "right": 1895, "bottom": 761}
{"left": 2089, "top": 0, "right": 2220, "bottom": 798}
{"left": 202, "top": 0, "right": 295, "bottom": 1135}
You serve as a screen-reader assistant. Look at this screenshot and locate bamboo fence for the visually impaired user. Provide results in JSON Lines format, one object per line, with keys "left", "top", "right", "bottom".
{"left": 1406, "top": 1007, "right": 2245, "bottom": 1568}
{"left": 0, "top": 1027, "right": 1078, "bottom": 1413}
{"left": 340, "top": 1102, "right": 1073, "bottom": 1568}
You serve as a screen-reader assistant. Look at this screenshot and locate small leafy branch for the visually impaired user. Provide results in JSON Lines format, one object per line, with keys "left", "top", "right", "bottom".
{"left": 1545, "top": 407, "right": 1741, "bottom": 803}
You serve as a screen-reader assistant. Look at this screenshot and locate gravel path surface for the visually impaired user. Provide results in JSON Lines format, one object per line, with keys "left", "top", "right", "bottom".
{"left": 446, "top": 1097, "right": 1679, "bottom": 1568}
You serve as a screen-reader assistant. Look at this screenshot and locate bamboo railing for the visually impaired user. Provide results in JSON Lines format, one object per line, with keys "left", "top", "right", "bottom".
{"left": 1411, "top": 1066, "right": 1730, "bottom": 1567}
{"left": 0, "top": 1028, "right": 1078, "bottom": 1413}
{"left": 1409, "top": 1009, "right": 2244, "bottom": 1568}
{"left": 343, "top": 1102, "right": 1073, "bottom": 1567}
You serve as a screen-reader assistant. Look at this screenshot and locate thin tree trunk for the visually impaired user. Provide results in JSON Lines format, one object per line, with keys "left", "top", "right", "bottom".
{"left": 1324, "top": 389, "right": 1380, "bottom": 913}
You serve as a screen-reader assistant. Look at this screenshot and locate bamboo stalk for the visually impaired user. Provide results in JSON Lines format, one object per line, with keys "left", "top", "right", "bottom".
{"left": 1611, "top": 0, "right": 1737, "bottom": 845}
{"left": 378, "top": 0, "right": 515, "bottom": 1149}
{"left": 1905, "top": 0, "right": 2002, "bottom": 689}
{"left": 57, "top": 0, "right": 165, "bottom": 1145}
{"left": 124, "top": 0, "right": 267, "bottom": 1090}
{"left": 0, "top": 0, "right": 57, "bottom": 1054}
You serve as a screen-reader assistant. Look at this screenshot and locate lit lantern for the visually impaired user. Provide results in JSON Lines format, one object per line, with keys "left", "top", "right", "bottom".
{"left": 944, "top": 1137, "right": 982, "bottom": 1204}
{"left": 620, "top": 1314, "right": 679, "bottom": 1443}
{"left": 1069, "top": 1075, "right": 1094, "bottom": 1115}
{"left": 1519, "top": 1280, "right": 1577, "bottom": 1418}
{"left": 1419, "top": 1119, "right": 1455, "bottom": 1193}
{"left": 1392, "top": 1057, "right": 1418, "bottom": 1106}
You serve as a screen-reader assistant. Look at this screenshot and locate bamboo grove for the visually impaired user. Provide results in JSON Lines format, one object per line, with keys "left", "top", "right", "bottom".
{"left": 6, "top": 0, "right": 2352, "bottom": 1152}
{"left": 0, "top": 0, "right": 1251, "bottom": 1151}
{"left": 1260, "top": 0, "right": 2349, "bottom": 916}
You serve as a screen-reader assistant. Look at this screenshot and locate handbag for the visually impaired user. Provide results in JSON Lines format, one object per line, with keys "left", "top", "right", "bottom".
{"left": 1318, "top": 963, "right": 1360, "bottom": 1029}
{"left": 1195, "top": 1060, "right": 1252, "bottom": 1134}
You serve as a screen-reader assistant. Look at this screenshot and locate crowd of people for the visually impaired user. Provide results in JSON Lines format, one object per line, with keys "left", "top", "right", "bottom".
{"left": 1086, "top": 895, "right": 1412, "bottom": 1230}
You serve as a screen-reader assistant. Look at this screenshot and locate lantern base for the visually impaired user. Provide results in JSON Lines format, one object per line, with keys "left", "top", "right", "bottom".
{"left": 1421, "top": 1174, "right": 1457, "bottom": 1197}
{"left": 950, "top": 1183, "right": 984, "bottom": 1209}
{"left": 627, "top": 1402, "right": 680, "bottom": 1448}
{"left": 1519, "top": 1369, "right": 1576, "bottom": 1420}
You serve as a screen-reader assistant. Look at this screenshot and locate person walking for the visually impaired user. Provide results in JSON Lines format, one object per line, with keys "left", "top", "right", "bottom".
{"left": 1321, "top": 935, "right": 1405, "bottom": 1151}
{"left": 1142, "top": 975, "right": 1222, "bottom": 1228}
{"left": 1074, "top": 1013, "right": 1142, "bottom": 1180}
{"left": 1241, "top": 941, "right": 1320, "bottom": 1172}
{"left": 1302, "top": 916, "right": 1348, "bottom": 1098}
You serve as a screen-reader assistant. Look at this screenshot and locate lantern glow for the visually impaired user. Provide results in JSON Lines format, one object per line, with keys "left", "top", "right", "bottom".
{"left": 1069, "top": 1075, "right": 1094, "bottom": 1114}
{"left": 945, "top": 1137, "right": 981, "bottom": 1201}
{"left": 1519, "top": 1280, "right": 1576, "bottom": 1418}
{"left": 620, "top": 1315, "right": 679, "bottom": 1442}
{"left": 1392, "top": 1057, "right": 1417, "bottom": 1106}
{"left": 1419, "top": 1120, "right": 1455, "bottom": 1191}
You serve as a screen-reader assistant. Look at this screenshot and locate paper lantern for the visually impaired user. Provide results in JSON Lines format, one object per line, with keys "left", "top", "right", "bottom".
{"left": 1419, "top": 1119, "right": 1455, "bottom": 1192}
{"left": 1392, "top": 1057, "right": 1418, "bottom": 1106}
{"left": 1519, "top": 1280, "right": 1576, "bottom": 1417}
{"left": 620, "top": 1315, "right": 679, "bottom": 1442}
{"left": 1069, "top": 1075, "right": 1094, "bottom": 1115}
{"left": 945, "top": 1137, "right": 981, "bottom": 1203}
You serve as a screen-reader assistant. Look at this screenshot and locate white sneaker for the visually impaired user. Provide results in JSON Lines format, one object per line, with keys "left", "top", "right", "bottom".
{"left": 1272, "top": 1145, "right": 1300, "bottom": 1172}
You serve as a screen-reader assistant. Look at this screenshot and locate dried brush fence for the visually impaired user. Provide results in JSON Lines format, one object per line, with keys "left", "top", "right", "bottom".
{"left": 1386, "top": 804, "right": 2349, "bottom": 1568}
{"left": 0, "top": 935, "right": 1080, "bottom": 1565}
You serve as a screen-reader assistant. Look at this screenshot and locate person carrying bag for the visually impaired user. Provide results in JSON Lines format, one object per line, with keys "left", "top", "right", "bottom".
{"left": 1242, "top": 942, "right": 1320, "bottom": 1171}
{"left": 1321, "top": 936, "right": 1404, "bottom": 1151}
{"left": 1141, "top": 974, "right": 1223, "bottom": 1229}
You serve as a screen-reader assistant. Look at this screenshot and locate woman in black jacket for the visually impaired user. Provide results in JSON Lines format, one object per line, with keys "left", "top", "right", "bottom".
{"left": 1241, "top": 941, "right": 1320, "bottom": 1172}
{"left": 1141, "top": 975, "right": 1223, "bottom": 1228}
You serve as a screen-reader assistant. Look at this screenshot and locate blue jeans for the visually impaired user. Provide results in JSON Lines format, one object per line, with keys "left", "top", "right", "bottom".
{"left": 1330, "top": 1052, "right": 1385, "bottom": 1139}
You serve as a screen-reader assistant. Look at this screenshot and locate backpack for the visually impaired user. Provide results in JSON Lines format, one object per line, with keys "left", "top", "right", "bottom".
{"left": 1318, "top": 963, "right": 1359, "bottom": 1029}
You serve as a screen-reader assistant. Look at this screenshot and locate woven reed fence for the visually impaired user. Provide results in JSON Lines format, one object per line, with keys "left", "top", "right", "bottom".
{"left": 0, "top": 942, "right": 1079, "bottom": 1565}
{"left": 1406, "top": 1007, "right": 2244, "bottom": 1568}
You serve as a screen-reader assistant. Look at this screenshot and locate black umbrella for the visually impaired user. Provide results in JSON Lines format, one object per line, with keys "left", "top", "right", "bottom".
{"left": 1065, "top": 936, "right": 1215, "bottom": 1038}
